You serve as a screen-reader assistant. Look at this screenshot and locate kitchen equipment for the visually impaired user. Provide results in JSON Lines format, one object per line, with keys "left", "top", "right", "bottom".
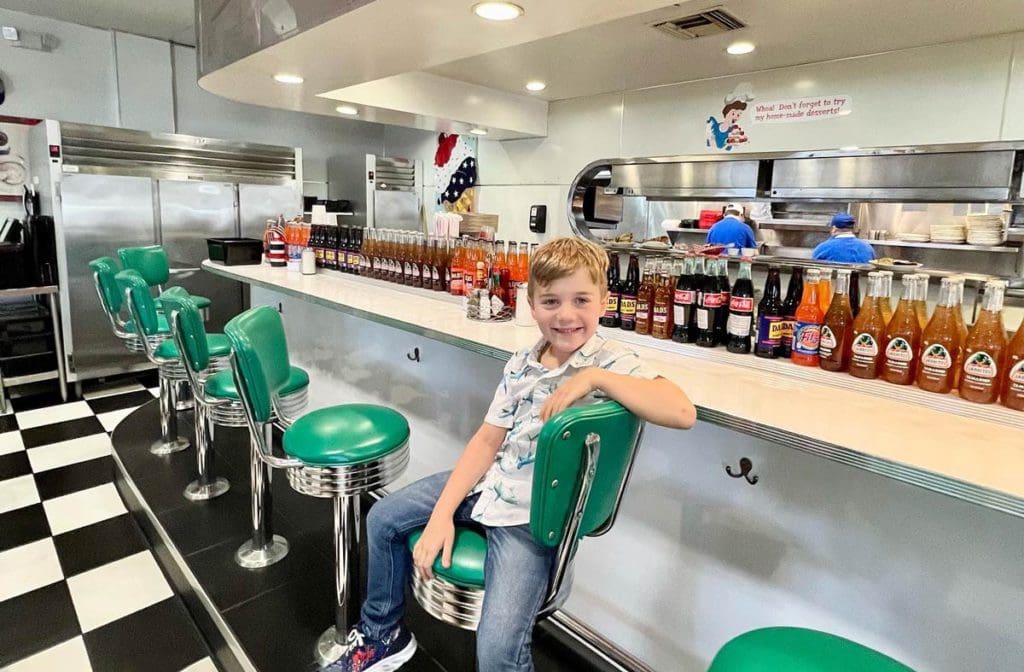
{"left": 207, "top": 238, "right": 263, "bottom": 266}
{"left": 366, "top": 155, "right": 421, "bottom": 231}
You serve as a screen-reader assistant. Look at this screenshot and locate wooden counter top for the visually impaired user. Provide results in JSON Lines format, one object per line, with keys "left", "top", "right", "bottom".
{"left": 203, "top": 260, "right": 1024, "bottom": 517}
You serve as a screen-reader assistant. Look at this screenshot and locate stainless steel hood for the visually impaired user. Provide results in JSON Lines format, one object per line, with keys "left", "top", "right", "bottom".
{"left": 610, "top": 159, "right": 761, "bottom": 199}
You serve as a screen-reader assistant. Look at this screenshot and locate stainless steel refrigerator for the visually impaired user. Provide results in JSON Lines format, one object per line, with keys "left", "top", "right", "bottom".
{"left": 28, "top": 121, "right": 301, "bottom": 392}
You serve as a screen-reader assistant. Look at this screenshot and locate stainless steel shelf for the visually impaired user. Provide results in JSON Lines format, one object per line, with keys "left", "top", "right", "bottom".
{"left": 3, "top": 370, "right": 59, "bottom": 386}
{"left": 873, "top": 239, "right": 1018, "bottom": 253}
{"left": 0, "top": 285, "right": 59, "bottom": 298}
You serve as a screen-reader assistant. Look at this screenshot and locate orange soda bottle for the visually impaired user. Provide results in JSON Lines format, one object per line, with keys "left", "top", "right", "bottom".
{"left": 1001, "top": 318, "right": 1024, "bottom": 411}
{"left": 916, "top": 277, "right": 965, "bottom": 394}
{"left": 959, "top": 280, "right": 1008, "bottom": 404}
{"left": 790, "top": 268, "right": 824, "bottom": 366}
{"left": 881, "top": 274, "right": 922, "bottom": 385}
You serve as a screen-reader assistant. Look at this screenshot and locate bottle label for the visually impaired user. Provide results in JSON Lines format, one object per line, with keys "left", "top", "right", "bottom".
{"left": 432, "top": 268, "right": 440, "bottom": 282}
{"left": 885, "top": 337, "right": 914, "bottom": 363}
{"left": 696, "top": 308, "right": 710, "bottom": 331}
{"left": 673, "top": 304, "right": 688, "bottom": 324}
{"left": 963, "top": 351, "right": 998, "bottom": 384}
{"left": 779, "top": 319, "right": 795, "bottom": 346}
{"left": 1009, "top": 360, "right": 1024, "bottom": 394}
{"left": 726, "top": 313, "right": 752, "bottom": 337}
{"left": 636, "top": 299, "right": 650, "bottom": 321}
{"left": 620, "top": 297, "right": 637, "bottom": 316}
{"left": 920, "top": 343, "right": 952, "bottom": 372}
{"left": 820, "top": 325, "right": 837, "bottom": 350}
{"left": 703, "top": 293, "right": 724, "bottom": 309}
{"left": 793, "top": 322, "right": 821, "bottom": 355}
{"left": 410, "top": 263, "right": 420, "bottom": 278}
{"left": 653, "top": 305, "right": 669, "bottom": 323}
{"left": 675, "top": 289, "right": 695, "bottom": 305}
{"left": 729, "top": 296, "right": 754, "bottom": 313}
{"left": 605, "top": 293, "right": 620, "bottom": 317}
{"left": 851, "top": 333, "right": 879, "bottom": 357}
{"left": 757, "top": 315, "right": 784, "bottom": 346}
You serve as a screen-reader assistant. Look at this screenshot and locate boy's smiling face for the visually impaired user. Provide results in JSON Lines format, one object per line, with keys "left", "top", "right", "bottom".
{"left": 529, "top": 268, "right": 606, "bottom": 363}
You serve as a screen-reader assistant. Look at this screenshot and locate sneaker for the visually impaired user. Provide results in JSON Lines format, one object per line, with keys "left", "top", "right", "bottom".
{"left": 323, "top": 625, "right": 417, "bottom": 672}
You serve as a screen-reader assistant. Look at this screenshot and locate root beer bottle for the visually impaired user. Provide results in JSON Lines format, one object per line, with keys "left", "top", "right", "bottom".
{"left": 619, "top": 255, "right": 639, "bottom": 331}
{"left": 959, "top": 280, "right": 1008, "bottom": 404}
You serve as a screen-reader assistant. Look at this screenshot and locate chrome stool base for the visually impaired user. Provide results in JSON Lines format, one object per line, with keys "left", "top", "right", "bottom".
{"left": 315, "top": 626, "right": 349, "bottom": 666}
{"left": 234, "top": 535, "right": 289, "bottom": 569}
{"left": 150, "top": 437, "right": 189, "bottom": 455}
{"left": 183, "top": 477, "right": 230, "bottom": 501}
{"left": 411, "top": 572, "right": 485, "bottom": 631}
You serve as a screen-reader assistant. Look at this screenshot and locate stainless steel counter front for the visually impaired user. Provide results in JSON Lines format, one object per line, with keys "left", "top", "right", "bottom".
{"left": 203, "top": 260, "right": 1024, "bottom": 519}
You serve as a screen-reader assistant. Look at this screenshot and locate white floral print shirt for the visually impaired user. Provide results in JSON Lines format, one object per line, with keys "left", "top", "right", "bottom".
{"left": 471, "top": 333, "right": 657, "bottom": 527}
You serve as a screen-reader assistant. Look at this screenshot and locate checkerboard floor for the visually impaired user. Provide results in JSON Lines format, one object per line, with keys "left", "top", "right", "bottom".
{"left": 0, "top": 380, "right": 218, "bottom": 672}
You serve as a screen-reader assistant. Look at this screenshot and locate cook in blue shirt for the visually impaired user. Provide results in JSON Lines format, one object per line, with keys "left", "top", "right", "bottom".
{"left": 706, "top": 204, "right": 758, "bottom": 249}
{"left": 812, "top": 213, "right": 876, "bottom": 263}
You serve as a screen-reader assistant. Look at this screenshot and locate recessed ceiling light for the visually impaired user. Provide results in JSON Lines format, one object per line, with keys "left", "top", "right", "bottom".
{"left": 336, "top": 105, "right": 359, "bottom": 116}
{"left": 472, "top": 2, "right": 524, "bottom": 21}
{"left": 469, "top": 127, "right": 489, "bottom": 136}
{"left": 726, "top": 41, "right": 755, "bottom": 55}
{"left": 525, "top": 81, "right": 547, "bottom": 92}
{"left": 273, "top": 73, "right": 304, "bottom": 84}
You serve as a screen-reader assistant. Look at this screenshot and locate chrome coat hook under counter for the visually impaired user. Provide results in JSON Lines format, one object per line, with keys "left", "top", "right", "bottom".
{"left": 725, "top": 457, "right": 759, "bottom": 485}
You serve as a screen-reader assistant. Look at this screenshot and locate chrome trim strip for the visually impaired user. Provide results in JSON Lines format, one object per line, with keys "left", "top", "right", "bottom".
{"left": 547, "top": 611, "right": 657, "bottom": 672}
{"left": 410, "top": 573, "right": 485, "bottom": 631}
{"left": 109, "top": 445, "right": 258, "bottom": 672}
{"left": 286, "top": 444, "right": 410, "bottom": 498}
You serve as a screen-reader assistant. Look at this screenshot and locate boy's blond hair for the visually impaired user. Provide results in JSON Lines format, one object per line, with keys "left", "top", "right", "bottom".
{"left": 528, "top": 237, "right": 608, "bottom": 298}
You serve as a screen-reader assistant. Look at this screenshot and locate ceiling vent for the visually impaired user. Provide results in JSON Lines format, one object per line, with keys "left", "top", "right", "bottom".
{"left": 652, "top": 8, "right": 745, "bottom": 40}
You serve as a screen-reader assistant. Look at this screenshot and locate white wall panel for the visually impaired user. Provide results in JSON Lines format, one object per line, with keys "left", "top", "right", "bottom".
{"left": 113, "top": 32, "right": 174, "bottom": 133}
{"left": 475, "top": 184, "right": 571, "bottom": 244}
{"left": 1000, "top": 32, "right": 1024, "bottom": 141}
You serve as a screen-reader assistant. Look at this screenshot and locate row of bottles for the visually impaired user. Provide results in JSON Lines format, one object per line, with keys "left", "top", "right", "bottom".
{"left": 603, "top": 252, "right": 1024, "bottom": 410}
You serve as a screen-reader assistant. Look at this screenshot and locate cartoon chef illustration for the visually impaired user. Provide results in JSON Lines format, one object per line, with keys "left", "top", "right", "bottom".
{"left": 706, "top": 83, "right": 754, "bottom": 151}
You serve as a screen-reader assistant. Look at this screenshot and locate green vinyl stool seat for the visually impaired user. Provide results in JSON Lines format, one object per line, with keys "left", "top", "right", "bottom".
{"left": 407, "top": 527, "right": 487, "bottom": 589}
{"left": 118, "top": 245, "right": 211, "bottom": 309}
{"left": 154, "top": 333, "right": 231, "bottom": 360}
{"left": 282, "top": 404, "right": 409, "bottom": 466}
{"left": 409, "top": 401, "right": 645, "bottom": 632}
{"left": 708, "top": 627, "right": 916, "bottom": 672}
{"left": 204, "top": 366, "right": 310, "bottom": 401}
{"left": 224, "top": 305, "right": 410, "bottom": 665}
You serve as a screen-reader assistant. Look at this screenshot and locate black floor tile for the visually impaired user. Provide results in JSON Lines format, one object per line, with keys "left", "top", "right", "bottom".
{"left": 21, "top": 416, "right": 105, "bottom": 449}
{"left": 0, "top": 581, "right": 81, "bottom": 667}
{"left": 10, "top": 389, "right": 67, "bottom": 413}
{"left": 0, "top": 450, "right": 32, "bottom": 481}
{"left": 82, "top": 598, "right": 210, "bottom": 672}
{"left": 52, "top": 514, "right": 148, "bottom": 578}
{"left": 86, "top": 390, "right": 157, "bottom": 415}
{"left": 0, "top": 502, "right": 51, "bottom": 552}
{"left": 33, "top": 455, "right": 115, "bottom": 501}
{"left": 159, "top": 485, "right": 252, "bottom": 556}
{"left": 0, "top": 413, "right": 17, "bottom": 434}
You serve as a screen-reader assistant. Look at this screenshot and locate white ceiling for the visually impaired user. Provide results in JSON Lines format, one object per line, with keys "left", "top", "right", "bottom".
{"left": 0, "top": 0, "right": 195, "bottom": 45}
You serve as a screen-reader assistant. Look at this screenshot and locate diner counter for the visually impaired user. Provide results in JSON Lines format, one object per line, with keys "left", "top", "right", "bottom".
{"left": 203, "top": 260, "right": 1024, "bottom": 518}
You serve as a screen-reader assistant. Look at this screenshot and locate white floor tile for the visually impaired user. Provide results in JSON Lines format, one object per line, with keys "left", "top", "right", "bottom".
{"left": 43, "top": 483, "right": 126, "bottom": 536}
{"left": 0, "top": 474, "right": 40, "bottom": 515}
{"left": 67, "top": 550, "right": 173, "bottom": 633}
{"left": 2, "top": 636, "right": 92, "bottom": 671}
{"left": 83, "top": 383, "right": 145, "bottom": 401}
{"left": 16, "top": 401, "right": 94, "bottom": 430}
{"left": 96, "top": 407, "right": 137, "bottom": 433}
{"left": 179, "top": 657, "right": 218, "bottom": 672}
{"left": 0, "top": 430, "right": 25, "bottom": 456}
{"left": 27, "top": 434, "right": 112, "bottom": 473}
{"left": 0, "top": 538, "right": 64, "bottom": 602}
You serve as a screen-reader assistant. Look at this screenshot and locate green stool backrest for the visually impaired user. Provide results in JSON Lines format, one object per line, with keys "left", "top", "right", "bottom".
{"left": 530, "top": 401, "right": 643, "bottom": 549}
{"left": 114, "top": 269, "right": 160, "bottom": 336}
{"left": 88, "top": 257, "right": 123, "bottom": 315}
{"left": 118, "top": 245, "right": 170, "bottom": 287}
{"left": 159, "top": 292, "right": 209, "bottom": 372}
{"left": 223, "top": 306, "right": 293, "bottom": 423}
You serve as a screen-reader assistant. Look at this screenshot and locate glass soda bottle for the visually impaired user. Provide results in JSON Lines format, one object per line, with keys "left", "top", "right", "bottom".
{"left": 651, "top": 262, "right": 674, "bottom": 340}
{"left": 959, "top": 280, "right": 1009, "bottom": 404}
{"left": 881, "top": 274, "right": 922, "bottom": 385}
{"left": 619, "top": 255, "right": 640, "bottom": 331}
{"left": 780, "top": 267, "right": 804, "bottom": 358}
{"left": 755, "top": 266, "right": 785, "bottom": 359}
{"left": 913, "top": 274, "right": 930, "bottom": 329}
{"left": 817, "top": 268, "right": 833, "bottom": 315}
{"left": 791, "top": 268, "right": 824, "bottom": 366}
{"left": 917, "top": 277, "right": 964, "bottom": 394}
{"left": 1001, "top": 320, "right": 1024, "bottom": 411}
{"left": 672, "top": 256, "right": 697, "bottom": 343}
{"left": 878, "top": 271, "right": 894, "bottom": 325}
{"left": 849, "top": 272, "right": 887, "bottom": 379}
{"left": 714, "top": 258, "right": 731, "bottom": 345}
{"left": 819, "top": 269, "right": 854, "bottom": 372}
{"left": 726, "top": 259, "right": 754, "bottom": 354}
{"left": 849, "top": 271, "right": 861, "bottom": 317}
{"left": 601, "top": 253, "right": 621, "bottom": 328}
{"left": 696, "top": 258, "right": 723, "bottom": 347}
{"left": 635, "top": 260, "right": 656, "bottom": 336}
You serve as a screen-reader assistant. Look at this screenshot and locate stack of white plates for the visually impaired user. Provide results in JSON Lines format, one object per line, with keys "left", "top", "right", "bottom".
{"left": 896, "top": 232, "right": 931, "bottom": 242}
{"left": 930, "top": 221, "right": 966, "bottom": 244}
{"left": 966, "top": 214, "right": 1006, "bottom": 246}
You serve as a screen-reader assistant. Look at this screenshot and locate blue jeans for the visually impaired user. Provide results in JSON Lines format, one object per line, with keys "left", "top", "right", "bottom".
{"left": 359, "top": 471, "right": 556, "bottom": 672}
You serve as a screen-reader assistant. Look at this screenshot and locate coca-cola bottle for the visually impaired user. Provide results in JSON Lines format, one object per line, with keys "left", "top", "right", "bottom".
{"left": 601, "top": 253, "right": 621, "bottom": 328}
{"left": 672, "top": 256, "right": 697, "bottom": 343}
{"left": 619, "top": 255, "right": 640, "bottom": 331}
{"left": 755, "top": 266, "right": 785, "bottom": 358}
{"left": 714, "top": 257, "right": 731, "bottom": 345}
{"left": 726, "top": 259, "right": 755, "bottom": 354}
{"left": 696, "top": 258, "right": 722, "bottom": 347}
{"left": 780, "top": 267, "right": 804, "bottom": 358}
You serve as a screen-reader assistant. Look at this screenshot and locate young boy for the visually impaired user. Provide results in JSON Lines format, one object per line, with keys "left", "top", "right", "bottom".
{"left": 327, "top": 237, "right": 696, "bottom": 672}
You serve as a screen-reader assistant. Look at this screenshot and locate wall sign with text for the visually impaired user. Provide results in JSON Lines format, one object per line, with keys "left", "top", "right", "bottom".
{"left": 752, "top": 95, "right": 853, "bottom": 124}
